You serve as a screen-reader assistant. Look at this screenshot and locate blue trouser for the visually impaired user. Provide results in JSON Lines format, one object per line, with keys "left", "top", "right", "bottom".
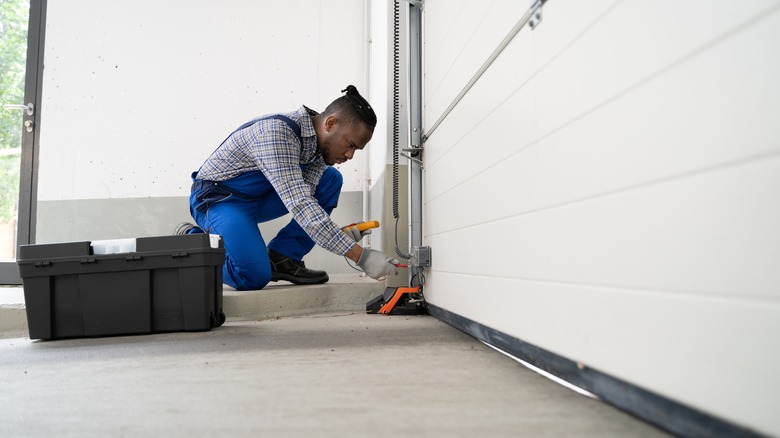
{"left": 189, "top": 168, "right": 343, "bottom": 291}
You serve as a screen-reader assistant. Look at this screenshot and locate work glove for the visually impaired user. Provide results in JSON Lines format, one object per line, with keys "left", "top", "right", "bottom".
{"left": 343, "top": 222, "right": 372, "bottom": 242}
{"left": 357, "top": 248, "right": 398, "bottom": 280}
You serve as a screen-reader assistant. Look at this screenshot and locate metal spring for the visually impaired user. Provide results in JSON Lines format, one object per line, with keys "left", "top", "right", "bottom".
{"left": 392, "top": 0, "right": 401, "bottom": 221}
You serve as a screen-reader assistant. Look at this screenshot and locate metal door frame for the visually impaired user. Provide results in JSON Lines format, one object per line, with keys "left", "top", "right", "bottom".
{"left": 0, "top": 0, "right": 46, "bottom": 284}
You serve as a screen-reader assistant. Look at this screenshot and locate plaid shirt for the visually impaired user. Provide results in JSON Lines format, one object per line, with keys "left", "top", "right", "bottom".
{"left": 196, "top": 105, "right": 355, "bottom": 256}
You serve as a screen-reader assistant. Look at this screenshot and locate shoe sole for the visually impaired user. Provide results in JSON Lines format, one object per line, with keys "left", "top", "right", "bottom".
{"left": 271, "top": 273, "right": 329, "bottom": 285}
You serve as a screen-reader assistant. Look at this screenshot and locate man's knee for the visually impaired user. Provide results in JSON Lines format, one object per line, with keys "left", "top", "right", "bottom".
{"left": 316, "top": 167, "right": 343, "bottom": 209}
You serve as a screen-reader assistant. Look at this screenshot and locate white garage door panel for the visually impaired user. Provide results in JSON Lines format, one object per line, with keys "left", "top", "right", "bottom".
{"left": 423, "top": 36, "right": 536, "bottom": 197}
{"left": 424, "top": 272, "right": 780, "bottom": 431}
{"left": 423, "top": 0, "right": 478, "bottom": 83}
{"left": 425, "top": 43, "right": 780, "bottom": 237}
{"left": 534, "top": 0, "right": 780, "bottom": 137}
{"left": 425, "top": 0, "right": 780, "bottom": 205}
{"left": 423, "top": 0, "right": 527, "bottom": 128}
{"left": 423, "top": 0, "right": 780, "bottom": 433}
{"left": 423, "top": 0, "right": 606, "bottom": 168}
{"left": 428, "top": 155, "right": 780, "bottom": 298}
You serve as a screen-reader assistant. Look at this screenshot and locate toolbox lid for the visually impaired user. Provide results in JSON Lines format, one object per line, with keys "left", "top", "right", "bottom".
{"left": 17, "top": 241, "right": 92, "bottom": 260}
{"left": 17, "top": 234, "right": 223, "bottom": 263}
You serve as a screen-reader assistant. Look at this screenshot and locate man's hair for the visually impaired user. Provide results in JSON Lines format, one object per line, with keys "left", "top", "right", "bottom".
{"left": 322, "top": 85, "right": 377, "bottom": 130}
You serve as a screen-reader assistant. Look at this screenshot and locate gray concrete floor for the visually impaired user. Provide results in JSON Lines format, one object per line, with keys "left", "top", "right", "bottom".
{"left": 0, "top": 312, "right": 668, "bottom": 437}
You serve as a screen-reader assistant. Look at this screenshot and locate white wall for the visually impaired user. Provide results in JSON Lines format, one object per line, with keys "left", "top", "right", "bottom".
{"left": 39, "top": 0, "right": 367, "bottom": 202}
{"left": 422, "top": 0, "right": 780, "bottom": 435}
{"left": 35, "top": 0, "right": 406, "bottom": 274}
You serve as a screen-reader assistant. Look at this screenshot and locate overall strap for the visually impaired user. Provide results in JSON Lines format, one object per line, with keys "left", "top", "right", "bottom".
{"left": 197, "top": 114, "right": 304, "bottom": 176}
{"left": 222, "top": 114, "right": 302, "bottom": 147}
{"left": 264, "top": 114, "right": 302, "bottom": 142}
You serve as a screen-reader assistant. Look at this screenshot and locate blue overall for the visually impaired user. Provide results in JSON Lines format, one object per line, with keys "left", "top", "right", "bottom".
{"left": 189, "top": 115, "right": 343, "bottom": 290}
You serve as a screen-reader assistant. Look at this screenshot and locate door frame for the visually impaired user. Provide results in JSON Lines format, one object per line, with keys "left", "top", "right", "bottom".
{"left": 0, "top": 0, "right": 46, "bottom": 284}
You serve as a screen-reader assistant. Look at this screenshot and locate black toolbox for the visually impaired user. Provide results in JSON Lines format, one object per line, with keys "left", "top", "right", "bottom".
{"left": 17, "top": 234, "right": 226, "bottom": 340}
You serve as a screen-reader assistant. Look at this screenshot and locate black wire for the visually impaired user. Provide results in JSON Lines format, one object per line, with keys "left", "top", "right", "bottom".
{"left": 394, "top": 217, "right": 411, "bottom": 259}
{"left": 344, "top": 256, "right": 363, "bottom": 273}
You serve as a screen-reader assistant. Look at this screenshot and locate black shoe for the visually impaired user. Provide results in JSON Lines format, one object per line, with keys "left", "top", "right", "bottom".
{"left": 269, "top": 249, "right": 329, "bottom": 285}
{"left": 174, "top": 222, "right": 202, "bottom": 235}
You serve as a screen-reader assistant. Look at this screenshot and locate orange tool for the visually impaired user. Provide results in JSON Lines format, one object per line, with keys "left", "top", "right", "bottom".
{"left": 366, "top": 286, "right": 425, "bottom": 315}
{"left": 378, "top": 286, "right": 421, "bottom": 315}
{"left": 342, "top": 220, "right": 380, "bottom": 233}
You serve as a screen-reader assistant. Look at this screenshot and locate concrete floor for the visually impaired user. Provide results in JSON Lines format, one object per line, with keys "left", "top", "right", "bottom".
{"left": 0, "top": 279, "right": 668, "bottom": 437}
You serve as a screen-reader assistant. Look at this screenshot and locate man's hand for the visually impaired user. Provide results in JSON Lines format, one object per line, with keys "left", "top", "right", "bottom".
{"left": 343, "top": 222, "right": 372, "bottom": 242}
{"left": 357, "top": 248, "right": 398, "bottom": 280}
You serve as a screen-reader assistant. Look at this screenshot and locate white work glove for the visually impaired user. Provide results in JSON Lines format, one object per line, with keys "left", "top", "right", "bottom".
{"left": 357, "top": 248, "right": 398, "bottom": 280}
{"left": 343, "top": 222, "right": 372, "bottom": 242}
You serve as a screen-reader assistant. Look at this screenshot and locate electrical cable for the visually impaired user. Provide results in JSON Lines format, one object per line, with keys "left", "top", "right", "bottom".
{"left": 344, "top": 256, "right": 363, "bottom": 273}
{"left": 394, "top": 216, "right": 409, "bottom": 260}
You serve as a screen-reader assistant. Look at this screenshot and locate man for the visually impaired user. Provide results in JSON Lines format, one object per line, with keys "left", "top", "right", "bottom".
{"left": 177, "top": 85, "right": 397, "bottom": 291}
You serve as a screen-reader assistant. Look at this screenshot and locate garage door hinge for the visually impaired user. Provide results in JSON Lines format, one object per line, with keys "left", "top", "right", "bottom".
{"left": 398, "top": 0, "right": 423, "bottom": 9}
{"left": 530, "top": 0, "right": 544, "bottom": 29}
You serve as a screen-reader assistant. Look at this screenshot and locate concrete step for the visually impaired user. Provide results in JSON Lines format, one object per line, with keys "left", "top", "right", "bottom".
{"left": 224, "top": 274, "right": 385, "bottom": 320}
{"left": 0, "top": 274, "right": 385, "bottom": 339}
{"left": 0, "top": 287, "right": 26, "bottom": 339}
